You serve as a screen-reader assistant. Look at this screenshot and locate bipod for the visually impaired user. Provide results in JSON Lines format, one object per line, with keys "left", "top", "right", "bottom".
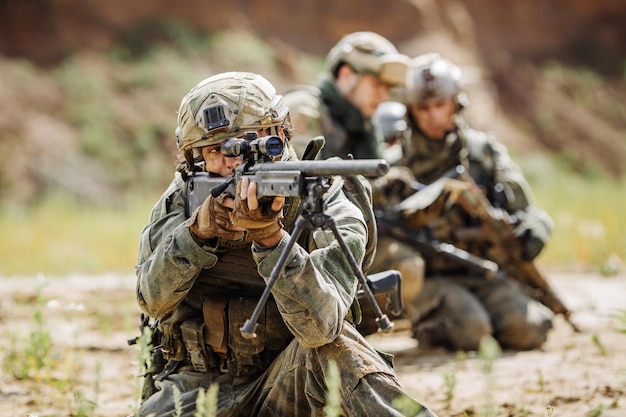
{"left": 239, "top": 176, "right": 394, "bottom": 339}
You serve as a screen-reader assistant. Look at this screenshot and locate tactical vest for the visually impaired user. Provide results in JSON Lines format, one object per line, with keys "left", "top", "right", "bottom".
{"left": 160, "top": 144, "right": 375, "bottom": 377}
{"left": 187, "top": 246, "right": 294, "bottom": 376}
{"left": 157, "top": 249, "right": 294, "bottom": 377}
{"left": 158, "top": 196, "right": 301, "bottom": 378}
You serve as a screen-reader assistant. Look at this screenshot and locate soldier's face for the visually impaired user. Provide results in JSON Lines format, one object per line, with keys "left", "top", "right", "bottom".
{"left": 337, "top": 66, "right": 391, "bottom": 119}
{"left": 202, "top": 144, "right": 243, "bottom": 177}
{"left": 409, "top": 97, "right": 456, "bottom": 140}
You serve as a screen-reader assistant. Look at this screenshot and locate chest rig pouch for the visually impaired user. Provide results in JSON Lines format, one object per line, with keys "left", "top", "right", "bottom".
{"left": 175, "top": 246, "right": 294, "bottom": 376}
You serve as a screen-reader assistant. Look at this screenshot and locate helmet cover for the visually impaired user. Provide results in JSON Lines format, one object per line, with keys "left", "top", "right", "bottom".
{"left": 325, "top": 31, "right": 410, "bottom": 86}
{"left": 405, "top": 53, "right": 465, "bottom": 106}
{"left": 176, "top": 72, "right": 288, "bottom": 149}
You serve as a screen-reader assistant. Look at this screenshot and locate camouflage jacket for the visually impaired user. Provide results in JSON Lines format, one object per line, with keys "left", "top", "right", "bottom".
{"left": 284, "top": 77, "right": 383, "bottom": 160}
{"left": 403, "top": 123, "right": 536, "bottom": 214}
{"left": 394, "top": 122, "right": 554, "bottom": 268}
{"left": 135, "top": 172, "right": 368, "bottom": 350}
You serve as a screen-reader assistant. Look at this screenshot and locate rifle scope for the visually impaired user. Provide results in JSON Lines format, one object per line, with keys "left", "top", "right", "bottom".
{"left": 221, "top": 134, "right": 284, "bottom": 159}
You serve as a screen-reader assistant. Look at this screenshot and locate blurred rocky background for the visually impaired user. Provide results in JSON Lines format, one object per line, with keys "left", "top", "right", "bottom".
{"left": 1, "top": 0, "right": 625, "bottom": 205}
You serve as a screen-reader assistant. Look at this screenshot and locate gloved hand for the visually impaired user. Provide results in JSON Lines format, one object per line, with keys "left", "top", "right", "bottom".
{"left": 514, "top": 208, "right": 554, "bottom": 261}
{"left": 186, "top": 193, "right": 245, "bottom": 241}
{"left": 230, "top": 178, "right": 284, "bottom": 242}
{"left": 371, "top": 166, "right": 417, "bottom": 206}
{"left": 517, "top": 229, "right": 545, "bottom": 261}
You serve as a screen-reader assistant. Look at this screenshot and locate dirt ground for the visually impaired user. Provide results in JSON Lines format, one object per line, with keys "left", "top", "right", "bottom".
{"left": 1, "top": 270, "right": 625, "bottom": 417}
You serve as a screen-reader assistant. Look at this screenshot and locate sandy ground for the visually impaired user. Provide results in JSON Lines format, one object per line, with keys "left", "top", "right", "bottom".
{"left": 1, "top": 270, "right": 625, "bottom": 417}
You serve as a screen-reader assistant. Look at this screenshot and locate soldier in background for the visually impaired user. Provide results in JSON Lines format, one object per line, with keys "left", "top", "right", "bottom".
{"left": 374, "top": 53, "right": 555, "bottom": 351}
{"left": 284, "top": 31, "right": 410, "bottom": 160}
{"left": 134, "top": 71, "right": 437, "bottom": 416}
{"left": 283, "top": 32, "right": 426, "bottom": 335}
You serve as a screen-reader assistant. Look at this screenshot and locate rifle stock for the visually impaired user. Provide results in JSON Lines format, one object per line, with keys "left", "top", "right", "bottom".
{"left": 506, "top": 261, "right": 578, "bottom": 328}
{"left": 471, "top": 203, "right": 580, "bottom": 331}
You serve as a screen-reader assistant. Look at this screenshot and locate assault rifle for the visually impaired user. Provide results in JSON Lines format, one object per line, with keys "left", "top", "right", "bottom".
{"left": 376, "top": 212, "right": 500, "bottom": 279}
{"left": 381, "top": 169, "right": 579, "bottom": 332}
{"left": 456, "top": 182, "right": 580, "bottom": 332}
{"left": 185, "top": 132, "right": 403, "bottom": 337}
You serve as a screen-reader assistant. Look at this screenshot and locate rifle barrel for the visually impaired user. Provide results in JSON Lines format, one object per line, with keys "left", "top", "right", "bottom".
{"left": 251, "top": 159, "right": 390, "bottom": 178}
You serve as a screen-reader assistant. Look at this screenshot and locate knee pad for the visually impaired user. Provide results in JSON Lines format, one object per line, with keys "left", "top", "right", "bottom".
{"left": 396, "top": 257, "right": 425, "bottom": 305}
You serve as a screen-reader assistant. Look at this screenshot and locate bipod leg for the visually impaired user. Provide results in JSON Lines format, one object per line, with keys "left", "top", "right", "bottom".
{"left": 239, "top": 215, "right": 308, "bottom": 339}
{"left": 326, "top": 216, "right": 394, "bottom": 333}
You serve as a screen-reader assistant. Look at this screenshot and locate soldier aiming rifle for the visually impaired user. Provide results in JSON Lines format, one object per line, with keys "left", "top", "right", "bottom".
{"left": 132, "top": 71, "right": 437, "bottom": 416}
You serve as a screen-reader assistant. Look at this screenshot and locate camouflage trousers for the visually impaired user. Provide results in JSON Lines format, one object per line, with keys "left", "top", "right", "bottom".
{"left": 139, "top": 323, "right": 437, "bottom": 417}
{"left": 407, "top": 277, "right": 554, "bottom": 351}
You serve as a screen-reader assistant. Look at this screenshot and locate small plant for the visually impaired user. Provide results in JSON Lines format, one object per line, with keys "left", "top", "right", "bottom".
{"left": 130, "top": 325, "right": 155, "bottom": 417}
{"left": 600, "top": 253, "right": 622, "bottom": 276}
{"left": 587, "top": 403, "right": 605, "bottom": 417}
{"left": 393, "top": 393, "right": 431, "bottom": 416}
{"left": 442, "top": 367, "right": 457, "bottom": 405}
{"left": 173, "top": 385, "right": 183, "bottom": 417}
{"left": 478, "top": 334, "right": 502, "bottom": 417}
{"left": 2, "top": 275, "right": 59, "bottom": 380}
{"left": 441, "top": 351, "right": 467, "bottom": 405}
{"left": 591, "top": 332, "right": 607, "bottom": 356}
{"left": 2, "top": 275, "right": 102, "bottom": 415}
{"left": 194, "top": 384, "right": 219, "bottom": 417}
{"left": 479, "top": 334, "right": 501, "bottom": 373}
{"left": 536, "top": 368, "right": 545, "bottom": 392}
{"left": 611, "top": 309, "right": 626, "bottom": 333}
{"left": 441, "top": 352, "right": 467, "bottom": 407}
{"left": 324, "top": 360, "right": 342, "bottom": 417}
{"left": 72, "top": 376, "right": 99, "bottom": 417}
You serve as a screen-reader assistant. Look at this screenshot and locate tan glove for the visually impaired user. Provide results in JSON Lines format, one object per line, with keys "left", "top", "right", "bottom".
{"left": 371, "top": 166, "right": 417, "bottom": 206}
{"left": 514, "top": 207, "right": 554, "bottom": 261}
{"left": 230, "top": 181, "right": 284, "bottom": 242}
{"left": 186, "top": 194, "right": 244, "bottom": 241}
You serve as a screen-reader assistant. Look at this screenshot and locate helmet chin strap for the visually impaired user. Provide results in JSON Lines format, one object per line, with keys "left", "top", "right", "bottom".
{"left": 176, "top": 148, "right": 199, "bottom": 178}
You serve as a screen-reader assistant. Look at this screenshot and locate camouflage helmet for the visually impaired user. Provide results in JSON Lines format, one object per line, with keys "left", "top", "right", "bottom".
{"left": 325, "top": 31, "right": 410, "bottom": 86}
{"left": 404, "top": 53, "right": 468, "bottom": 108}
{"left": 176, "top": 72, "right": 289, "bottom": 150}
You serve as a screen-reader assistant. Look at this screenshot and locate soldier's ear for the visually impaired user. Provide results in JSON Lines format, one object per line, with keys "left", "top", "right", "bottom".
{"left": 274, "top": 126, "right": 286, "bottom": 140}
{"left": 336, "top": 65, "right": 359, "bottom": 91}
